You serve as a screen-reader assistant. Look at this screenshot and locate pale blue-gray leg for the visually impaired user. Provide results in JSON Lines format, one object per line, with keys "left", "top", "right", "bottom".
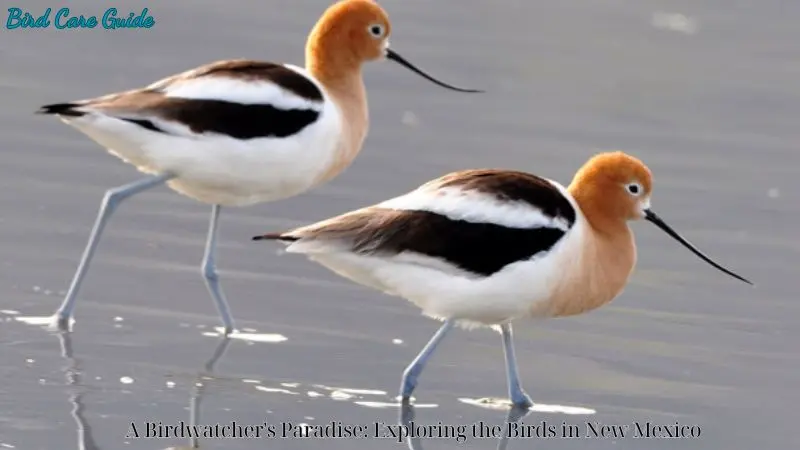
{"left": 201, "top": 205, "right": 235, "bottom": 334}
{"left": 500, "top": 323, "right": 533, "bottom": 408}
{"left": 400, "top": 319, "right": 454, "bottom": 402}
{"left": 51, "top": 173, "right": 175, "bottom": 331}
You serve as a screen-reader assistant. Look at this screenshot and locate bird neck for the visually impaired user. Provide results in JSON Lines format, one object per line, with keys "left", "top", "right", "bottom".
{"left": 532, "top": 179, "right": 638, "bottom": 318}
{"left": 305, "top": 38, "right": 368, "bottom": 137}
{"left": 306, "top": 45, "right": 369, "bottom": 186}
{"left": 568, "top": 179, "right": 637, "bottom": 283}
{"left": 305, "top": 34, "right": 363, "bottom": 88}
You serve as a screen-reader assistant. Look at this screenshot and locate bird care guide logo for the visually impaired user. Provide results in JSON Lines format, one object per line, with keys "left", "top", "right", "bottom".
{"left": 5, "top": 7, "right": 155, "bottom": 29}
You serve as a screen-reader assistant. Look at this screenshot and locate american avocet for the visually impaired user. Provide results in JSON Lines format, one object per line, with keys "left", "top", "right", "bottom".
{"left": 36, "top": 0, "right": 481, "bottom": 333}
{"left": 253, "top": 151, "right": 752, "bottom": 408}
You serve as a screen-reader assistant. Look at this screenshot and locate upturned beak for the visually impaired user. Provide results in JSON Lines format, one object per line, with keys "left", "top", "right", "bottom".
{"left": 385, "top": 48, "right": 483, "bottom": 93}
{"left": 644, "top": 209, "right": 753, "bottom": 285}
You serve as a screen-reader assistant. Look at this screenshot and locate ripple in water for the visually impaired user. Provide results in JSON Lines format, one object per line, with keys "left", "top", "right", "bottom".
{"left": 202, "top": 327, "right": 288, "bottom": 343}
{"left": 355, "top": 401, "right": 438, "bottom": 409}
{"left": 255, "top": 386, "right": 299, "bottom": 395}
{"left": 459, "top": 397, "right": 596, "bottom": 415}
{"left": 14, "top": 315, "right": 59, "bottom": 326}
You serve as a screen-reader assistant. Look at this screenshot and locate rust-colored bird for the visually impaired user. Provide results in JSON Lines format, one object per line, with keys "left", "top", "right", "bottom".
{"left": 36, "top": 0, "right": 480, "bottom": 333}
{"left": 254, "top": 151, "right": 752, "bottom": 408}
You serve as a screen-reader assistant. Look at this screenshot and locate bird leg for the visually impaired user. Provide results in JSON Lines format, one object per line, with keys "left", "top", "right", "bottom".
{"left": 500, "top": 323, "right": 533, "bottom": 408}
{"left": 51, "top": 173, "right": 175, "bottom": 331}
{"left": 400, "top": 319, "right": 454, "bottom": 403}
{"left": 201, "top": 204, "right": 235, "bottom": 334}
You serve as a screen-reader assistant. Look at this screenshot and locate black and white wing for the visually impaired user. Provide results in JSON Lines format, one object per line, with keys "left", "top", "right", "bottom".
{"left": 37, "top": 59, "right": 327, "bottom": 140}
{"left": 255, "top": 169, "right": 579, "bottom": 277}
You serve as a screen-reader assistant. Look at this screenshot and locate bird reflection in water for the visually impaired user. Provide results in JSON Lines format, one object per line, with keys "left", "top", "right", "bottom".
{"left": 57, "top": 331, "right": 100, "bottom": 450}
{"left": 54, "top": 332, "right": 233, "bottom": 450}
{"left": 161, "top": 336, "right": 232, "bottom": 450}
{"left": 183, "top": 337, "right": 232, "bottom": 449}
{"left": 399, "top": 403, "right": 532, "bottom": 450}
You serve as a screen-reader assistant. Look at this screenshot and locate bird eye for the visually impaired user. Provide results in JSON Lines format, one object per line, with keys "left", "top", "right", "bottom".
{"left": 368, "top": 24, "right": 384, "bottom": 38}
{"left": 626, "top": 182, "right": 642, "bottom": 196}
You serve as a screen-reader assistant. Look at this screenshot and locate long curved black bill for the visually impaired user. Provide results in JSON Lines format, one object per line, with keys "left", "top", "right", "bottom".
{"left": 386, "top": 48, "right": 483, "bottom": 93}
{"left": 644, "top": 210, "right": 753, "bottom": 285}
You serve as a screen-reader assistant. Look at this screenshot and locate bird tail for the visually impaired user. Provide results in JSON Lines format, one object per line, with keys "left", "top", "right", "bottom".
{"left": 36, "top": 102, "right": 87, "bottom": 117}
{"left": 252, "top": 232, "right": 299, "bottom": 242}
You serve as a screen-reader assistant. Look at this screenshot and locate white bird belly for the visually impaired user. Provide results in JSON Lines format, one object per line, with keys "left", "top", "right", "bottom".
{"left": 292, "top": 218, "right": 589, "bottom": 328}
{"left": 60, "top": 106, "right": 342, "bottom": 207}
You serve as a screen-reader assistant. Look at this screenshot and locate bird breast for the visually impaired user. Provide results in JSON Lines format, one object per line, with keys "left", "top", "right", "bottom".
{"left": 532, "top": 222, "right": 637, "bottom": 318}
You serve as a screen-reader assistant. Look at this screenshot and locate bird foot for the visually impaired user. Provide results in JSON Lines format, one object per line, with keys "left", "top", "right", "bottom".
{"left": 510, "top": 391, "right": 534, "bottom": 409}
{"left": 47, "top": 313, "right": 74, "bottom": 333}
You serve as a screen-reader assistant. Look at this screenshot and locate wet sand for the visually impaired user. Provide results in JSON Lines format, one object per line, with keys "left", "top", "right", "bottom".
{"left": 2, "top": 0, "right": 799, "bottom": 449}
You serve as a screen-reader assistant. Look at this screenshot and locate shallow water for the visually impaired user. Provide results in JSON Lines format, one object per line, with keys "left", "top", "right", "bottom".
{"left": 2, "top": 0, "right": 799, "bottom": 449}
